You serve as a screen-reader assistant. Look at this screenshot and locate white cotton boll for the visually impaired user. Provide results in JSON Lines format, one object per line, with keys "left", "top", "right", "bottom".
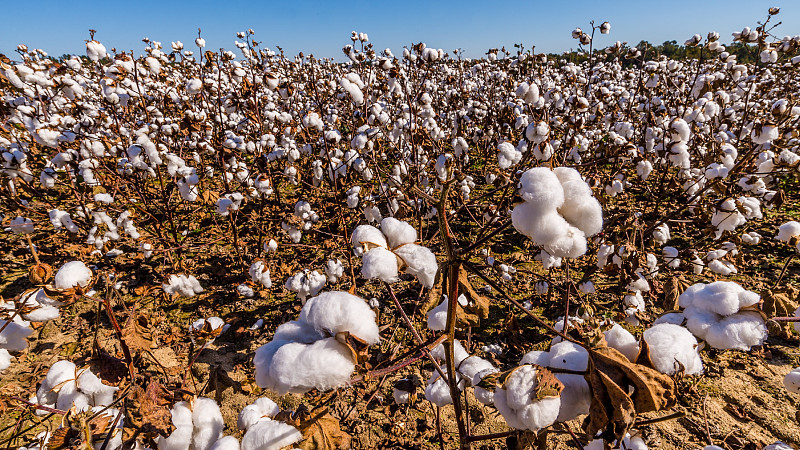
{"left": 237, "top": 397, "right": 281, "bottom": 431}
{"left": 268, "top": 338, "right": 356, "bottom": 394}
{"left": 776, "top": 221, "right": 800, "bottom": 242}
{"left": 265, "top": 239, "right": 278, "bottom": 252}
{"left": 762, "top": 443, "right": 793, "bottom": 450}
{"left": 518, "top": 168, "right": 565, "bottom": 208}
{"left": 191, "top": 398, "right": 224, "bottom": 450}
{"left": 324, "top": 259, "right": 344, "bottom": 283}
{"left": 284, "top": 270, "right": 326, "bottom": 302}
{"left": 702, "top": 311, "right": 767, "bottom": 351}
{"left": 512, "top": 204, "right": 587, "bottom": 258}
{"left": 784, "top": 367, "right": 800, "bottom": 394}
{"left": 77, "top": 369, "right": 118, "bottom": 406}
{"left": 249, "top": 261, "right": 272, "bottom": 288}
{"left": 163, "top": 274, "right": 204, "bottom": 298}
{"left": 8, "top": 216, "right": 34, "bottom": 234}
{"left": 430, "top": 340, "right": 470, "bottom": 365}
{"left": 497, "top": 142, "right": 522, "bottom": 169}
{"left": 741, "top": 232, "right": 761, "bottom": 245}
{"left": 0, "top": 349, "right": 12, "bottom": 372}
{"left": 578, "top": 281, "right": 595, "bottom": 294}
{"left": 653, "top": 223, "right": 670, "bottom": 245}
{"left": 553, "top": 167, "right": 603, "bottom": 236}
{"left": 752, "top": 125, "right": 779, "bottom": 145}
{"left": 493, "top": 365, "right": 561, "bottom": 431}
{"left": 643, "top": 323, "right": 703, "bottom": 375}
{"left": 157, "top": 402, "right": 193, "bottom": 450}
{"left": 427, "top": 296, "right": 448, "bottom": 331}
{"left": 679, "top": 281, "right": 760, "bottom": 316}
{"left": 240, "top": 418, "right": 301, "bottom": 450}
{"left": 708, "top": 259, "right": 736, "bottom": 275}
{"left": 361, "top": 247, "right": 399, "bottom": 283}
{"left": 94, "top": 193, "right": 114, "bottom": 204}
{"left": 351, "top": 225, "right": 387, "bottom": 256}
{"left": 0, "top": 318, "right": 32, "bottom": 353}
{"left": 535, "top": 281, "right": 549, "bottom": 295}
{"left": 238, "top": 284, "right": 255, "bottom": 298}
{"left": 53, "top": 260, "right": 93, "bottom": 290}
{"left": 458, "top": 356, "right": 496, "bottom": 387}
{"left": 392, "top": 243, "right": 438, "bottom": 288}
{"left": 208, "top": 436, "right": 239, "bottom": 450}
{"left": 604, "top": 324, "right": 639, "bottom": 362}
{"left": 425, "top": 372, "right": 455, "bottom": 407}
{"left": 299, "top": 291, "right": 380, "bottom": 344}
{"left": 663, "top": 246, "right": 680, "bottom": 268}
{"left": 380, "top": 217, "right": 417, "bottom": 247}
{"left": 637, "top": 160, "right": 653, "bottom": 180}
{"left": 86, "top": 41, "right": 106, "bottom": 62}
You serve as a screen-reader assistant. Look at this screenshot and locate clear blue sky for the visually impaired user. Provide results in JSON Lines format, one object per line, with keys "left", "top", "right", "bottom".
{"left": 1, "top": 0, "right": 797, "bottom": 60}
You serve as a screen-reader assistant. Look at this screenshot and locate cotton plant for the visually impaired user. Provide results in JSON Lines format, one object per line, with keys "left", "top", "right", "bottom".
{"left": 659, "top": 281, "right": 768, "bottom": 351}
{"left": 35, "top": 360, "right": 118, "bottom": 412}
{"left": 163, "top": 274, "right": 204, "bottom": 298}
{"left": 350, "top": 217, "right": 438, "bottom": 288}
{"left": 284, "top": 269, "right": 326, "bottom": 302}
{"left": 253, "top": 291, "right": 380, "bottom": 394}
{"left": 511, "top": 167, "right": 603, "bottom": 259}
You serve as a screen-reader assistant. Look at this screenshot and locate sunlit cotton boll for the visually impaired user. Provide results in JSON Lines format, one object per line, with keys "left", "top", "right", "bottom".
{"left": 163, "top": 274, "right": 203, "bottom": 298}
{"left": 643, "top": 323, "right": 703, "bottom": 375}
{"left": 54, "top": 261, "right": 93, "bottom": 290}
{"left": 493, "top": 365, "right": 561, "bottom": 431}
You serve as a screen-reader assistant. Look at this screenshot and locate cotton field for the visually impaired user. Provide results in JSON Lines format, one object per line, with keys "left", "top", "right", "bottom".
{"left": 2, "top": 9, "right": 800, "bottom": 450}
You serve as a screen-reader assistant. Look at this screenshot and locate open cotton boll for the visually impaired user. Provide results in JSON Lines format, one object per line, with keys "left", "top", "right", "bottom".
{"left": 679, "top": 281, "right": 760, "bottom": 317}
{"left": 191, "top": 397, "right": 224, "bottom": 450}
{"left": 208, "top": 436, "right": 239, "bottom": 450}
{"left": 284, "top": 270, "right": 326, "bottom": 302}
{"left": 776, "top": 221, "right": 800, "bottom": 242}
{"left": 424, "top": 371, "right": 458, "bottom": 407}
{"left": 493, "top": 365, "right": 561, "bottom": 431}
{"left": 430, "top": 340, "right": 470, "bottom": 365}
{"left": 240, "top": 418, "right": 301, "bottom": 450}
{"left": 553, "top": 167, "right": 603, "bottom": 236}
{"left": 157, "top": 402, "right": 193, "bottom": 450}
{"left": 699, "top": 311, "right": 767, "bottom": 351}
{"left": 163, "top": 274, "right": 203, "bottom": 298}
{"left": 643, "top": 323, "right": 703, "bottom": 375}
{"left": 0, "top": 319, "right": 34, "bottom": 352}
{"left": 249, "top": 261, "right": 272, "bottom": 288}
{"left": 299, "top": 291, "right": 380, "bottom": 344}
{"left": 585, "top": 434, "right": 648, "bottom": 450}
{"left": 517, "top": 168, "right": 565, "bottom": 208}
{"left": 270, "top": 338, "right": 356, "bottom": 394}
{"left": 512, "top": 204, "right": 587, "bottom": 258}
{"left": 380, "top": 217, "right": 417, "bottom": 248}
{"left": 762, "top": 443, "right": 794, "bottom": 450}
{"left": 497, "top": 142, "right": 522, "bottom": 169}
{"left": 604, "top": 323, "right": 639, "bottom": 362}
{"left": 54, "top": 261, "right": 92, "bottom": 290}
{"left": 784, "top": 367, "right": 800, "bottom": 394}
{"left": 350, "top": 225, "right": 387, "bottom": 256}
{"left": 392, "top": 243, "right": 438, "bottom": 288}
{"left": 361, "top": 247, "right": 399, "bottom": 283}
{"left": 237, "top": 398, "right": 281, "bottom": 431}
{"left": 0, "top": 349, "right": 12, "bottom": 372}
{"left": 426, "top": 296, "right": 448, "bottom": 331}
{"left": 545, "top": 342, "right": 590, "bottom": 421}
{"left": 76, "top": 368, "right": 118, "bottom": 406}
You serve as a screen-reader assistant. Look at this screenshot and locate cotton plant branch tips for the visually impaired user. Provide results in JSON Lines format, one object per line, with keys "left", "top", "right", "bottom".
{"left": 512, "top": 167, "right": 602, "bottom": 258}
{"left": 675, "top": 281, "right": 767, "bottom": 350}
{"left": 254, "top": 291, "right": 379, "bottom": 394}
{"left": 351, "top": 217, "right": 438, "bottom": 288}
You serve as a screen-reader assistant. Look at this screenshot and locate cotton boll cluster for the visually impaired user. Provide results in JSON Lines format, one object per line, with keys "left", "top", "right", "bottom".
{"left": 284, "top": 269, "right": 326, "bottom": 302}
{"left": 35, "top": 360, "right": 118, "bottom": 412}
{"left": 351, "top": 217, "right": 438, "bottom": 288}
{"left": 189, "top": 317, "right": 226, "bottom": 346}
{"left": 643, "top": 323, "right": 704, "bottom": 375}
{"left": 584, "top": 433, "right": 647, "bottom": 450}
{"left": 519, "top": 340, "right": 590, "bottom": 422}
{"left": 424, "top": 341, "right": 497, "bottom": 407}
{"left": 157, "top": 397, "right": 224, "bottom": 450}
{"left": 493, "top": 364, "right": 562, "bottom": 431}
{"left": 254, "top": 291, "right": 379, "bottom": 394}
{"left": 163, "top": 274, "right": 203, "bottom": 298}
{"left": 18, "top": 288, "right": 63, "bottom": 322}
{"left": 324, "top": 259, "right": 344, "bottom": 283}
{"left": 512, "top": 167, "right": 602, "bottom": 258}
{"left": 237, "top": 398, "right": 302, "bottom": 450}
{"left": 50, "top": 262, "right": 93, "bottom": 294}
{"left": 0, "top": 310, "right": 34, "bottom": 371}
{"left": 249, "top": 260, "right": 272, "bottom": 288}
{"left": 673, "top": 281, "right": 766, "bottom": 350}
